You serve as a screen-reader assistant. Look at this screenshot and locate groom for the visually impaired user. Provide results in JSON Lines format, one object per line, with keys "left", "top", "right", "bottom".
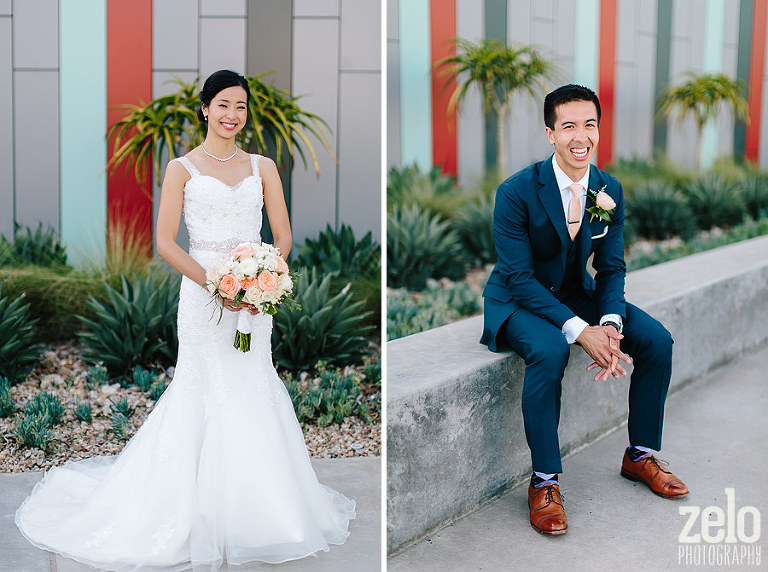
{"left": 480, "top": 84, "right": 688, "bottom": 535}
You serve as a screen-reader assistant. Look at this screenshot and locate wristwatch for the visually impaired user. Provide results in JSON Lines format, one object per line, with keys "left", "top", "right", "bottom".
{"left": 602, "top": 320, "right": 622, "bottom": 333}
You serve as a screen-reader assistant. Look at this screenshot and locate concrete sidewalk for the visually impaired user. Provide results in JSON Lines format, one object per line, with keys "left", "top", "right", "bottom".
{"left": 390, "top": 344, "right": 768, "bottom": 571}
{"left": 0, "top": 456, "right": 380, "bottom": 572}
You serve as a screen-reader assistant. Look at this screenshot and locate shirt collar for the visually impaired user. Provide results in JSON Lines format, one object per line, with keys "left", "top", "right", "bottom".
{"left": 551, "top": 154, "right": 590, "bottom": 194}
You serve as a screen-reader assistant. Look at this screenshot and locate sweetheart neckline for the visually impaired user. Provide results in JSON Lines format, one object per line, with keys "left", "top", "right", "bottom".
{"left": 187, "top": 173, "right": 259, "bottom": 190}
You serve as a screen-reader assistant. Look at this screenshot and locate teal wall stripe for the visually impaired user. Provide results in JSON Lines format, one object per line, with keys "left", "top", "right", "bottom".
{"left": 399, "top": 0, "right": 431, "bottom": 169}
{"left": 734, "top": 0, "right": 753, "bottom": 158}
{"left": 483, "top": 0, "right": 506, "bottom": 172}
{"left": 573, "top": 0, "right": 599, "bottom": 91}
{"left": 653, "top": 0, "right": 673, "bottom": 154}
{"left": 700, "top": 0, "right": 725, "bottom": 168}
{"left": 60, "top": 0, "right": 107, "bottom": 265}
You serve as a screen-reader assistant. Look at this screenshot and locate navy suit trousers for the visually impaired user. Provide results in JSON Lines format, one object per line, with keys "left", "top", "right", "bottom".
{"left": 502, "top": 292, "right": 673, "bottom": 474}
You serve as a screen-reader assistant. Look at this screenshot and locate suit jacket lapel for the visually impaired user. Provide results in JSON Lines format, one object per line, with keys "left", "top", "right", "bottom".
{"left": 537, "top": 159, "right": 568, "bottom": 250}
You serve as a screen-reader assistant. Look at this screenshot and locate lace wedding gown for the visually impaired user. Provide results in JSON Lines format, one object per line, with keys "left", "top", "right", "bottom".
{"left": 16, "top": 154, "right": 356, "bottom": 570}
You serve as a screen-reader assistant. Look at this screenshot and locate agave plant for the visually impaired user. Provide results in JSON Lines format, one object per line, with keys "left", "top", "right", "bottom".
{"left": 682, "top": 174, "right": 746, "bottom": 230}
{"left": 107, "top": 75, "right": 334, "bottom": 186}
{"left": 387, "top": 204, "right": 468, "bottom": 290}
{"left": 77, "top": 271, "right": 180, "bottom": 374}
{"left": 295, "top": 224, "right": 380, "bottom": 280}
{"left": 272, "top": 267, "right": 373, "bottom": 372}
{"left": 0, "top": 223, "right": 68, "bottom": 268}
{"left": 0, "top": 283, "right": 42, "bottom": 383}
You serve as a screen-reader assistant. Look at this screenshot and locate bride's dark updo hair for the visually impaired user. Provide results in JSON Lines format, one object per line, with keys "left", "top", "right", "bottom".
{"left": 198, "top": 70, "right": 250, "bottom": 123}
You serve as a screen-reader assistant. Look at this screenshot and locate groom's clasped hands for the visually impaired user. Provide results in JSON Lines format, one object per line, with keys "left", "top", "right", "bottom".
{"left": 576, "top": 325, "right": 632, "bottom": 382}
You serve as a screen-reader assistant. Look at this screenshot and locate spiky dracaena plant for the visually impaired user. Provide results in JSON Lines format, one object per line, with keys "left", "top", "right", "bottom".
{"left": 0, "top": 283, "right": 42, "bottom": 383}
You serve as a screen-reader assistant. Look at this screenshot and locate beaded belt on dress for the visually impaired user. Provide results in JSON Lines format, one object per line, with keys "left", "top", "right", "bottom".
{"left": 189, "top": 238, "right": 249, "bottom": 253}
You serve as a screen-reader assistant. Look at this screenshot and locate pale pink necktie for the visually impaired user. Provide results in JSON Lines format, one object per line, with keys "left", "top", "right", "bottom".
{"left": 567, "top": 183, "right": 582, "bottom": 240}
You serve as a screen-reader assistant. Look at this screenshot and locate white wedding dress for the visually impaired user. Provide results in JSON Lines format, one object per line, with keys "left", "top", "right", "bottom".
{"left": 16, "top": 154, "right": 355, "bottom": 570}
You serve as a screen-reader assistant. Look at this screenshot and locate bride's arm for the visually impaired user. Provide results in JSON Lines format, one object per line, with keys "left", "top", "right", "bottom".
{"left": 260, "top": 157, "right": 292, "bottom": 258}
{"left": 156, "top": 161, "right": 207, "bottom": 288}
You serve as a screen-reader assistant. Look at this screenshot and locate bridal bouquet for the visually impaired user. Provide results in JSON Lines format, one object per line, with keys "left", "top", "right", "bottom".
{"left": 206, "top": 242, "right": 294, "bottom": 352}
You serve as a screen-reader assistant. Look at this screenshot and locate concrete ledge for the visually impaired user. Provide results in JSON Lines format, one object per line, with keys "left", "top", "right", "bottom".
{"left": 386, "top": 235, "right": 768, "bottom": 554}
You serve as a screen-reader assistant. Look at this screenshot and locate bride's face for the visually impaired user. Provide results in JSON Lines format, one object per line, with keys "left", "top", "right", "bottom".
{"left": 202, "top": 85, "right": 248, "bottom": 139}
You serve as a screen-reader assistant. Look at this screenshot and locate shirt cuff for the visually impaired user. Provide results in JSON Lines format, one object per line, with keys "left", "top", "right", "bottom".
{"left": 600, "top": 314, "right": 623, "bottom": 332}
{"left": 562, "top": 316, "right": 589, "bottom": 344}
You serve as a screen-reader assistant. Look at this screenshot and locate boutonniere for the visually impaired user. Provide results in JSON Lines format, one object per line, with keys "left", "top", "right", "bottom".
{"left": 585, "top": 185, "right": 616, "bottom": 222}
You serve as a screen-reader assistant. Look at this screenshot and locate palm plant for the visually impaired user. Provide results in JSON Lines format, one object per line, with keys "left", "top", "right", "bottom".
{"left": 107, "top": 75, "right": 334, "bottom": 186}
{"left": 433, "top": 39, "right": 554, "bottom": 176}
{"left": 657, "top": 73, "right": 748, "bottom": 169}
{"left": 108, "top": 78, "right": 200, "bottom": 186}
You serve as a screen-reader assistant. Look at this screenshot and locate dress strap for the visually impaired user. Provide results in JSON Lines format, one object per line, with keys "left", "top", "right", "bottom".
{"left": 250, "top": 154, "right": 261, "bottom": 177}
{"left": 172, "top": 156, "right": 201, "bottom": 177}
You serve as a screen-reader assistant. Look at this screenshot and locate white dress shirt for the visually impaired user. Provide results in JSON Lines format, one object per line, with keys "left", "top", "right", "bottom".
{"left": 551, "top": 155, "right": 623, "bottom": 343}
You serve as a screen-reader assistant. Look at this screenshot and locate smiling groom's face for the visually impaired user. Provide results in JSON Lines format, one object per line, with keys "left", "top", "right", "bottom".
{"left": 545, "top": 99, "right": 600, "bottom": 182}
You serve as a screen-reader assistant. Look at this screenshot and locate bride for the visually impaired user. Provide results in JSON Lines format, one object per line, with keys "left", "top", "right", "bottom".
{"left": 16, "top": 70, "right": 356, "bottom": 570}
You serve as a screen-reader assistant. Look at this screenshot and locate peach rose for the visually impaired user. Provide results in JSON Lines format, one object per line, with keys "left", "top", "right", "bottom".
{"left": 241, "top": 276, "right": 258, "bottom": 289}
{"left": 257, "top": 270, "right": 278, "bottom": 291}
{"left": 595, "top": 191, "right": 616, "bottom": 211}
{"left": 276, "top": 256, "right": 289, "bottom": 273}
{"left": 218, "top": 273, "right": 241, "bottom": 299}
{"left": 230, "top": 244, "right": 254, "bottom": 260}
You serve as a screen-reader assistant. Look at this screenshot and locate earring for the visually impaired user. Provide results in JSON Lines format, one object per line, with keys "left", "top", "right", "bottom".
{"left": 204, "top": 115, "right": 208, "bottom": 122}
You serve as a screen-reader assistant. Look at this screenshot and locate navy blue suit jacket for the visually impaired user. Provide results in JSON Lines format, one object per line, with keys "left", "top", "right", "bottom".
{"left": 480, "top": 157, "right": 627, "bottom": 352}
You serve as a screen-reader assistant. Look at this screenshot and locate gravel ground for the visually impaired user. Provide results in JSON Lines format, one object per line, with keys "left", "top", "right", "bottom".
{"left": 0, "top": 344, "right": 380, "bottom": 473}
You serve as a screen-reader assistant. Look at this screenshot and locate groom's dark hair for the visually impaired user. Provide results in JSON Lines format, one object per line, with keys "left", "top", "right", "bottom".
{"left": 543, "top": 84, "right": 601, "bottom": 129}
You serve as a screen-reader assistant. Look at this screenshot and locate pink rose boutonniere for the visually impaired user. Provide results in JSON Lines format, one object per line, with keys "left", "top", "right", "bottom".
{"left": 586, "top": 185, "right": 616, "bottom": 222}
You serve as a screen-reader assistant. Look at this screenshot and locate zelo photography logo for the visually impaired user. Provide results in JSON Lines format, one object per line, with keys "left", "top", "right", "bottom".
{"left": 678, "top": 488, "right": 762, "bottom": 567}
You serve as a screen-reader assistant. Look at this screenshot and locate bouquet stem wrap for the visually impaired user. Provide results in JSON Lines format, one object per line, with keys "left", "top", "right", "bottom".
{"left": 233, "top": 311, "right": 254, "bottom": 352}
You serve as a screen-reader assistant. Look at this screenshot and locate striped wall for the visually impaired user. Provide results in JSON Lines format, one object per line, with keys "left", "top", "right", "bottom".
{"left": 0, "top": 0, "right": 381, "bottom": 260}
{"left": 389, "top": 0, "right": 768, "bottom": 181}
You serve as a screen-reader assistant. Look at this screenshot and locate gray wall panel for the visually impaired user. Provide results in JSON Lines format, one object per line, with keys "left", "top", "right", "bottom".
{"left": 201, "top": 0, "right": 246, "bottom": 17}
{"left": 153, "top": 0, "right": 198, "bottom": 70}
{"left": 456, "top": 0, "right": 484, "bottom": 185}
{"left": 531, "top": 0, "right": 554, "bottom": 20}
{"left": 0, "top": 18, "right": 12, "bottom": 237}
{"left": 387, "top": 0, "right": 398, "bottom": 38}
{"left": 507, "top": 0, "right": 531, "bottom": 44}
{"left": 153, "top": 70, "right": 199, "bottom": 98}
{"left": 387, "top": 38, "right": 401, "bottom": 169}
{"left": 0, "top": 1, "right": 10, "bottom": 16}
{"left": 337, "top": 73, "right": 380, "bottom": 238}
{"left": 199, "top": 18, "right": 246, "bottom": 77}
{"left": 552, "top": 1, "right": 575, "bottom": 59}
{"left": 13, "top": 0, "right": 58, "bottom": 69}
{"left": 290, "top": 18, "right": 339, "bottom": 246}
{"left": 13, "top": 71, "right": 59, "bottom": 231}
{"left": 294, "top": 0, "right": 339, "bottom": 17}
{"left": 246, "top": 0, "right": 292, "bottom": 90}
{"left": 340, "top": 0, "right": 379, "bottom": 71}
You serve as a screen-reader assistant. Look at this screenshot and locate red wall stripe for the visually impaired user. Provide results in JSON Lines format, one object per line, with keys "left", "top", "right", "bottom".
{"left": 430, "top": 0, "right": 457, "bottom": 177}
{"left": 107, "top": 0, "right": 153, "bottom": 254}
{"left": 597, "top": 0, "right": 617, "bottom": 168}
{"left": 745, "top": 0, "right": 768, "bottom": 162}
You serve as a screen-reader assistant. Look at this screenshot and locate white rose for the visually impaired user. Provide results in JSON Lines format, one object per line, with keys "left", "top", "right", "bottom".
{"left": 243, "top": 286, "right": 263, "bottom": 305}
{"left": 278, "top": 273, "right": 293, "bottom": 292}
{"left": 239, "top": 257, "right": 259, "bottom": 277}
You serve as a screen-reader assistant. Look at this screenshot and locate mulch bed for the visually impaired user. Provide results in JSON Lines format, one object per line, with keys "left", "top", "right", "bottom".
{"left": 0, "top": 344, "right": 380, "bottom": 473}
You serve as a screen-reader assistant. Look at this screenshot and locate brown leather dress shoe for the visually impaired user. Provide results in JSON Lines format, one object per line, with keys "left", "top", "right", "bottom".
{"left": 528, "top": 478, "right": 567, "bottom": 535}
{"left": 620, "top": 451, "right": 689, "bottom": 499}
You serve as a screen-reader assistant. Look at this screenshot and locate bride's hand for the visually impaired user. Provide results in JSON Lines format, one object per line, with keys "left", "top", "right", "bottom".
{"left": 221, "top": 298, "right": 259, "bottom": 315}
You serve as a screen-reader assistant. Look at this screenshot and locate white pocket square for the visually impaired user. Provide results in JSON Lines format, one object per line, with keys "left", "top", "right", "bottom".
{"left": 591, "top": 225, "right": 608, "bottom": 239}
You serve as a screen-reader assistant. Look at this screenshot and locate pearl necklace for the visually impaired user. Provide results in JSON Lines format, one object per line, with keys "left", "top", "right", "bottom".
{"left": 201, "top": 143, "right": 238, "bottom": 162}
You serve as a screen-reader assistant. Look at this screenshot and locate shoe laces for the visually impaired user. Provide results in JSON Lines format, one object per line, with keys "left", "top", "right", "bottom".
{"left": 536, "top": 483, "right": 564, "bottom": 507}
{"left": 642, "top": 455, "right": 671, "bottom": 474}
